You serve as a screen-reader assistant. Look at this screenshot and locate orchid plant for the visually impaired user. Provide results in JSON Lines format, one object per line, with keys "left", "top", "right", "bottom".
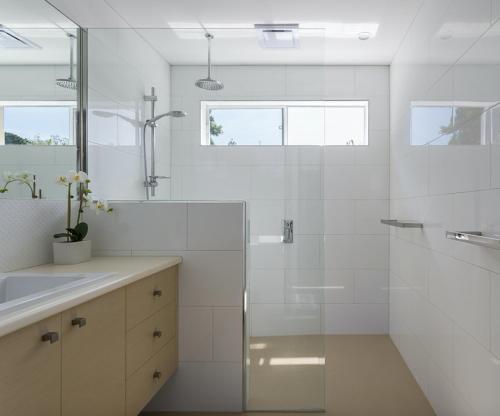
{"left": 0, "top": 171, "right": 36, "bottom": 197}
{"left": 54, "top": 170, "right": 112, "bottom": 243}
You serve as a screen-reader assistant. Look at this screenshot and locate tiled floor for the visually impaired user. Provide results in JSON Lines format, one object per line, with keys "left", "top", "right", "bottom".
{"left": 144, "top": 335, "right": 435, "bottom": 416}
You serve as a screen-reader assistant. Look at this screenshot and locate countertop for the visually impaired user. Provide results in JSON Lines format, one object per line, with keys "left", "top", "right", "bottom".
{"left": 0, "top": 256, "right": 182, "bottom": 338}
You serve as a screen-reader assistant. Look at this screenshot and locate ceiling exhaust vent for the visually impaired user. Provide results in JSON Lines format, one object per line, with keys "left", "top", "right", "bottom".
{"left": 0, "top": 25, "right": 41, "bottom": 49}
{"left": 255, "top": 24, "right": 299, "bottom": 49}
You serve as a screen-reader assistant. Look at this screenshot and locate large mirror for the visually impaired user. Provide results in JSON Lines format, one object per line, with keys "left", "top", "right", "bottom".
{"left": 0, "top": 0, "right": 83, "bottom": 200}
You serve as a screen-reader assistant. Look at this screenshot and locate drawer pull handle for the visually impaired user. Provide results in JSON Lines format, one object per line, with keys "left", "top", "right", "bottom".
{"left": 41, "top": 331, "right": 59, "bottom": 344}
{"left": 71, "top": 317, "right": 87, "bottom": 328}
{"left": 153, "top": 330, "right": 163, "bottom": 338}
{"left": 153, "top": 370, "right": 162, "bottom": 380}
{"left": 153, "top": 289, "right": 162, "bottom": 298}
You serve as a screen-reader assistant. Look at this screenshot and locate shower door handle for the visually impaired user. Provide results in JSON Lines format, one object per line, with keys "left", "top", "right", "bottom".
{"left": 283, "top": 220, "right": 294, "bottom": 244}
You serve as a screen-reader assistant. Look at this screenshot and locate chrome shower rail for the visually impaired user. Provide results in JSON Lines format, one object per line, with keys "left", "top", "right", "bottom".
{"left": 380, "top": 219, "right": 424, "bottom": 228}
{"left": 445, "top": 231, "right": 500, "bottom": 250}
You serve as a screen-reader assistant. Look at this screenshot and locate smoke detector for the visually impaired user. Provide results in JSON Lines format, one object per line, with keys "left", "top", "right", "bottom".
{"left": 255, "top": 24, "right": 300, "bottom": 48}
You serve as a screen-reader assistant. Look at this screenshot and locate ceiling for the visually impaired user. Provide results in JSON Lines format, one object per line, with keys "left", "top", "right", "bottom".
{"left": 0, "top": 0, "right": 77, "bottom": 64}
{"left": 46, "top": 0, "right": 424, "bottom": 65}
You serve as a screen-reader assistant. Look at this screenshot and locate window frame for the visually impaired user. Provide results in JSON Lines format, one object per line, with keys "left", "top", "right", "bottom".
{"left": 201, "top": 100, "right": 369, "bottom": 146}
{"left": 410, "top": 100, "right": 494, "bottom": 146}
{"left": 0, "top": 100, "right": 78, "bottom": 146}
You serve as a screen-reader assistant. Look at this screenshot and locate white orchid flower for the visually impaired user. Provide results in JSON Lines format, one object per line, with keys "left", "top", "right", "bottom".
{"left": 3, "top": 171, "right": 15, "bottom": 181}
{"left": 16, "top": 171, "right": 33, "bottom": 184}
{"left": 67, "top": 170, "right": 88, "bottom": 184}
{"left": 56, "top": 175, "right": 69, "bottom": 186}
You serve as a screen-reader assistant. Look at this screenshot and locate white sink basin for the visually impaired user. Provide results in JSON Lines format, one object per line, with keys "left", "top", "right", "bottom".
{"left": 0, "top": 272, "right": 115, "bottom": 315}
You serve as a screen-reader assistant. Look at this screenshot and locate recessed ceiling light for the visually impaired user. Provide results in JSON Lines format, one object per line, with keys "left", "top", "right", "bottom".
{"left": 357, "top": 31, "right": 373, "bottom": 41}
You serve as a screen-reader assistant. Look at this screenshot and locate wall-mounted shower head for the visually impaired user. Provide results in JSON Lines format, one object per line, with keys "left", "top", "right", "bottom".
{"left": 145, "top": 110, "right": 187, "bottom": 126}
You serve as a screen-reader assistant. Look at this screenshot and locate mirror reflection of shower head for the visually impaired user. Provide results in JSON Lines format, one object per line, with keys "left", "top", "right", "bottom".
{"left": 195, "top": 33, "right": 224, "bottom": 91}
{"left": 145, "top": 110, "right": 187, "bottom": 126}
{"left": 56, "top": 33, "right": 77, "bottom": 90}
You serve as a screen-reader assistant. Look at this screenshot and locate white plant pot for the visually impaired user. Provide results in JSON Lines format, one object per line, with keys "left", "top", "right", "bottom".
{"left": 53, "top": 240, "right": 91, "bottom": 265}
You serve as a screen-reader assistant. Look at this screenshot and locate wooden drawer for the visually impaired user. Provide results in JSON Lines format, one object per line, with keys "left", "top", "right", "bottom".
{"left": 0, "top": 315, "right": 61, "bottom": 416}
{"left": 127, "top": 302, "right": 176, "bottom": 377}
{"left": 126, "top": 265, "right": 178, "bottom": 330}
{"left": 61, "top": 288, "right": 126, "bottom": 416}
{"left": 126, "top": 337, "right": 178, "bottom": 416}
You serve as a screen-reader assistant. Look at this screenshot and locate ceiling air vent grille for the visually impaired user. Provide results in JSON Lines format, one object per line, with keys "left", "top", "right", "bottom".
{"left": 255, "top": 24, "right": 300, "bottom": 49}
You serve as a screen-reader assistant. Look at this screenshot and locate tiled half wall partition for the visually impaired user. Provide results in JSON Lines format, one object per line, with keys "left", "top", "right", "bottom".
{"left": 390, "top": 0, "right": 500, "bottom": 414}
{"left": 169, "top": 65, "right": 390, "bottom": 336}
{"left": 86, "top": 201, "right": 245, "bottom": 411}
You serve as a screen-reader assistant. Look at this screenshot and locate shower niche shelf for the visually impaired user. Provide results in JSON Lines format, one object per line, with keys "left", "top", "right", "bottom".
{"left": 380, "top": 219, "right": 423, "bottom": 229}
{"left": 445, "top": 231, "right": 500, "bottom": 250}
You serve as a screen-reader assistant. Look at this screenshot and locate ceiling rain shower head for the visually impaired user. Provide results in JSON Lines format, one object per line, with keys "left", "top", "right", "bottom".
{"left": 195, "top": 33, "right": 224, "bottom": 91}
{"left": 56, "top": 33, "right": 77, "bottom": 90}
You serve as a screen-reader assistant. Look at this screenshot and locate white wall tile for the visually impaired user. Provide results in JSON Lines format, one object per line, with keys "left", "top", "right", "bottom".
{"left": 323, "top": 304, "right": 388, "bottom": 334}
{"left": 88, "top": 202, "right": 188, "bottom": 252}
{"left": 251, "top": 303, "right": 322, "bottom": 336}
{"left": 179, "top": 251, "right": 244, "bottom": 307}
{"left": 249, "top": 269, "right": 285, "bottom": 304}
{"left": 324, "top": 235, "right": 388, "bottom": 269}
{"left": 454, "top": 326, "right": 500, "bottom": 415}
{"left": 323, "top": 269, "right": 355, "bottom": 303}
{"left": 187, "top": 203, "right": 244, "bottom": 251}
{"left": 324, "top": 200, "right": 355, "bottom": 234}
{"left": 0, "top": 200, "right": 66, "bottom": 272}
{"left": 354, "top": 270, "right": 389, "bottom": 303}
{"left": 213, "top": 307, "right": 243, "bottom": 363}
{"left": 355, "top": 199, "right": 389, "bottom": 234}
{"left": 285, "top": 269, "right": 325, "bottom": 304}
{"left": 179, "top": 307, "right": 213, "bottom": 362}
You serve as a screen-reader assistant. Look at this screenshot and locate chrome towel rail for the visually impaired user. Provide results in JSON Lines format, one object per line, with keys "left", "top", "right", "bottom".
{"left": 380, "top": 219, "right": 423, "bottom": 229}
{"left": 445, "top": 231, "right": 500, "bottom": 250}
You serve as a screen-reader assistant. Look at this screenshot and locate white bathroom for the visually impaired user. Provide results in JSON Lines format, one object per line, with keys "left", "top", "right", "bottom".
{"left": 0, "top": 0, "right": 499, "bottom": 415}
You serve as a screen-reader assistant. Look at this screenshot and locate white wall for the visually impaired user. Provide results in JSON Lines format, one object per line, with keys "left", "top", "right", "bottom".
{"left": 390, "top": 0, "right": 500, "bottom": 414}
{"left": 86, "top": 201, "right": 245, "bottom": 412}
{"left": 87, "top": 29, "right": 171, "bottom": 200}
{"left": 0, "top": 200, "right": 66, "bottom": 272}
{"left": 170, "top": 65, "right": 390, "bottom": 335}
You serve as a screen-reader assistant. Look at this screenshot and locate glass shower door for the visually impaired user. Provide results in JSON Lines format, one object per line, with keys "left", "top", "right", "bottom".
{"left": 245, "top": 145, "right": 326, "bottom": 411}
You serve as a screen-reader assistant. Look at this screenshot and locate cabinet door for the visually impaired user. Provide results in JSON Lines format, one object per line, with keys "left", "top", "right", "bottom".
{"left": 62, "top": 289, "right": 126, "bottom": 416}
{"left": 0, "top": 315, "right": 61, "bottom": 416}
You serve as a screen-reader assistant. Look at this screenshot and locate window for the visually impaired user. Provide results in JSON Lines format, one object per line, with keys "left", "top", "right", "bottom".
{"left": 411, "top": 101, "right": 492, "bottom": 145}
{"left": 201, "top": 101, "right": 368, "bottom": 146}
{"left": 0, "top": 101, "right": 77, "bottom": 145}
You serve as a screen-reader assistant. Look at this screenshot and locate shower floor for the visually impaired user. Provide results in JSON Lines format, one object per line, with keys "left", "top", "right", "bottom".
{"left": 144, "top": 335, "right": 435, "bottom": 416}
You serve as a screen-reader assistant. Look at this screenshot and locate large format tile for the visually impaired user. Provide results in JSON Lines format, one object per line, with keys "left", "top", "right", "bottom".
{"left": 179, "top": 307, "right": 212, "bottom": 362}
{"left": 187, "top": 202, "right": 244, "bottom": 251}
{"left": 178, "top": 251, "right": 244, "bottom": 307}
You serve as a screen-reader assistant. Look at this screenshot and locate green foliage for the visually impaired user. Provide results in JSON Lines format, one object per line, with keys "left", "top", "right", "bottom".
{"left": 209, "top": 111, "right": 223, "bottom": 145}
{"left": 4, "top": 131, "right": 69, "bottom": 146}
{"left": 440, "top": 107, "right": 484, "bottom": 145}
{"left": 5, "top": 132, "right": 30, "bottom": 145}
{"left": 53, "top": 222, "right": 88, "bottom": 242}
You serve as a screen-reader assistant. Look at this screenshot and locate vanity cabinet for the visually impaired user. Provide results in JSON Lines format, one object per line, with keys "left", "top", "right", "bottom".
{"left": 126, "top": 266, "right": 178, "bottom": 416}
{"left": 61, "top": 288, "right": 126, "bottom": 416}
{"left": 0, "top": 264, "right": 179, "bottom": 416}
{"left": 0, "top": 315, "right": 62, "bottom": 416}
